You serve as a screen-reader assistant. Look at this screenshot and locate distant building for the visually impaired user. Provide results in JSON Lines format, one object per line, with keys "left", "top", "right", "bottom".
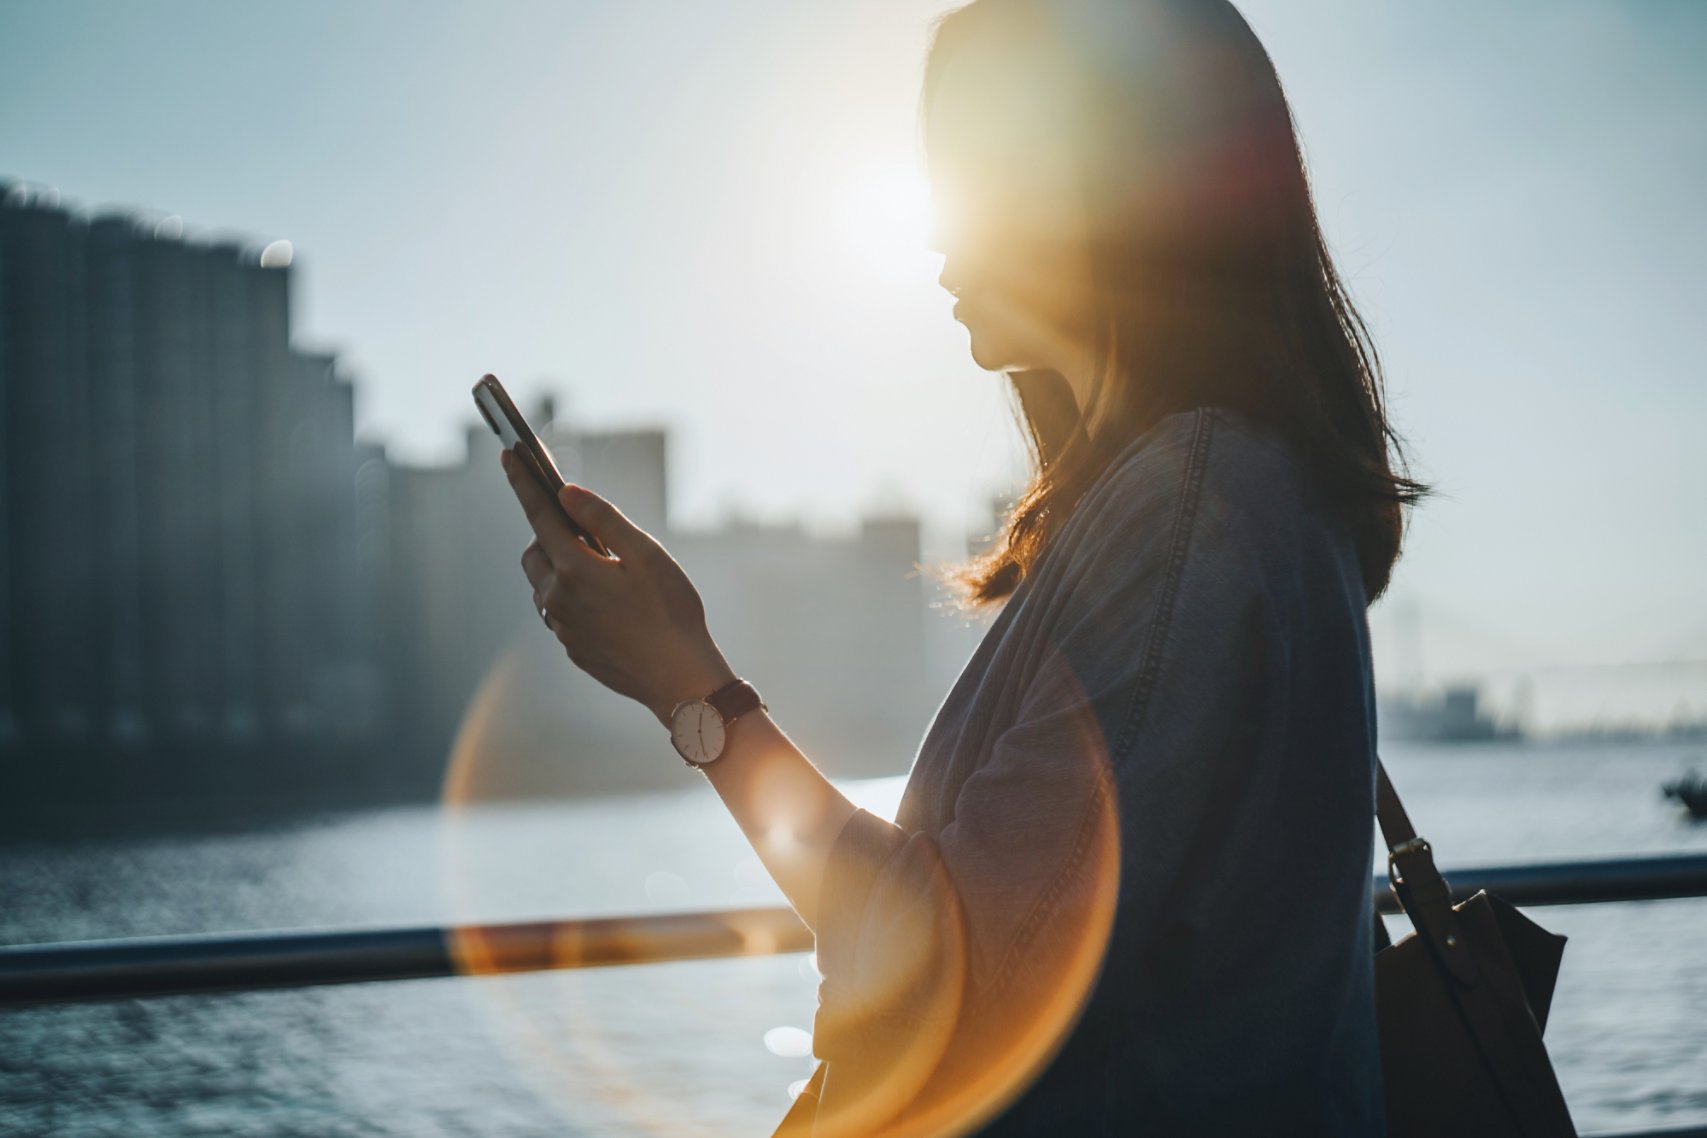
{"left": 382, "top": 410, "right": 954, "bottom": 794}
{"left": 553, "top": 420, "right": 668, "bottom": 536}
{"left": 1377, "top": 682, "right": 1521, "bottom": 743}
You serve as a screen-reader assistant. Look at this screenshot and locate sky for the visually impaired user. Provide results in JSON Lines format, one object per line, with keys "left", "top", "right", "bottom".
{"left": 2, "top": 0, "right": 1704, "bottom": 708}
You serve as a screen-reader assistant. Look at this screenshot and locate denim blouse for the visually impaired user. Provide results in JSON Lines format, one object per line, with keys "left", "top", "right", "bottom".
{"left": 804, "top": 405, "right": 1385, "bottom": 1137}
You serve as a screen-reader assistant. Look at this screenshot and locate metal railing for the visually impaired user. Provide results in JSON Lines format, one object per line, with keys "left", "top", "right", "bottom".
{"left": 3, "top": 851, "right": 1705, "bottom": 1007}
{"left": 4, "top": 851, "right": 1706, "bottom": 1138}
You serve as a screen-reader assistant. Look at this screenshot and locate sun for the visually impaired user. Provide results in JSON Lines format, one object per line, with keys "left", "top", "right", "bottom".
{"left": 837, "top": 163, "right": 938, "bottom": 276}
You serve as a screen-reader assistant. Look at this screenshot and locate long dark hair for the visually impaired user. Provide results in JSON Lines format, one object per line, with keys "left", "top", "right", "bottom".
{"left": 925, "top": 0, "right": 1428, "bottom": 608}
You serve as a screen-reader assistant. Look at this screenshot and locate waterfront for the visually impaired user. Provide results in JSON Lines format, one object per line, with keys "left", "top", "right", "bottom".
{"left": 3, "top": 740, "right": 1706, "bottom": 1136}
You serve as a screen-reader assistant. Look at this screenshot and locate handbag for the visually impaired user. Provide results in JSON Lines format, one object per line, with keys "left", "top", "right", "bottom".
{"left": 1374, "top": 759, "right": 1577, "bottom": 1137}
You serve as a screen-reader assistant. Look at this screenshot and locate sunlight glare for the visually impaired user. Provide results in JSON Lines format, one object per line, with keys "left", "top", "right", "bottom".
{"left": 837, "top": 163, "right": 938, "bottom": 276}
{"left": 764, "top": 1025, "right": 814, "bottom": 1058}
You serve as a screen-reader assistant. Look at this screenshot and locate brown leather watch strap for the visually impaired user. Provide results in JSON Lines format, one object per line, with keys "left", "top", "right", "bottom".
{"left": 706, "top": 678, "right": 765, "bottom": 723}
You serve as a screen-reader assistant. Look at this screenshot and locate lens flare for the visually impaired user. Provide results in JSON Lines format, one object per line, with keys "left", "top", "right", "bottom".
{"left": 437, "top": 631, "right": 1122, "bottom": 1138}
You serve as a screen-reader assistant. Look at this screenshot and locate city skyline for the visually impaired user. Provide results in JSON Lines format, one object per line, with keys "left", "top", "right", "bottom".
{"left": 0, "top": 184, "right": 986, "bottom": 833}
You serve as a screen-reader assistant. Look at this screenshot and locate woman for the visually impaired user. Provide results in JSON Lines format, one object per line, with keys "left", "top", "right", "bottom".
{"left": 500, "top": 0, "right": 1426, "bottom": 1134}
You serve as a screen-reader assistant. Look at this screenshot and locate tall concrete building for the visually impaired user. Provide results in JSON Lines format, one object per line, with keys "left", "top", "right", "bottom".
{"left": 1, "top": 189, "right": 100, "bottom": 745}
{"left": 0, "top": 184, "right": 381, "bottom": 808}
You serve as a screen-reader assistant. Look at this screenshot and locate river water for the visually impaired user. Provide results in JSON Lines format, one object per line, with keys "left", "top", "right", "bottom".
{"left": 2, "top": 740, "right": 1705, "bottom": 1137}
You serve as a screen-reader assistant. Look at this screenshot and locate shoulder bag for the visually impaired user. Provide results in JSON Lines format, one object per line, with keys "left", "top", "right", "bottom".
{"left": 1374, "top": 758, "right": 1577, "bottom": 1137}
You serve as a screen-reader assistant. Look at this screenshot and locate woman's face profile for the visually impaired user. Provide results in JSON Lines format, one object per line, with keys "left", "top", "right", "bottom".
{"left": 925, "top": 51, "right": 1101, "bottom": 380}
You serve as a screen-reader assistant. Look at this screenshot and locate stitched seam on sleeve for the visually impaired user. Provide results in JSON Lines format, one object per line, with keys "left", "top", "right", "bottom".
{"left": 983, "top": 764, "right": 1111, "bottom": 1000}
{"left": 979, "top": 410, "right": 1214, "bottom": 1002}
{"left": 1108, "top": 407, "right": 1216, "bottom": 761}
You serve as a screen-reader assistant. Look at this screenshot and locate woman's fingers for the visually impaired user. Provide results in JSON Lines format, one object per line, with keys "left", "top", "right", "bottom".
{"left": 524, "top": 540, "right": 589, "bottom": 652}
{"left": 557, "top": 483, "right": 656, "bottom": 565}
{"left": 501, "top": 448, "right": 586, "bottom": 569}
{"left": 532, "top": 588, "right": 576, "bottom": 658}
{"left": 524, "top": 542, "right": 578, "bottom": 631}
{"left": 521, "top": 539, "right": 554, "bottom": 594}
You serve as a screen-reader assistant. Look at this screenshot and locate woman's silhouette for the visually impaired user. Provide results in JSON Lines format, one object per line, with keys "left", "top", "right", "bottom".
{"left": 500, "top": 0, "right": 1425, "bottom": 1134}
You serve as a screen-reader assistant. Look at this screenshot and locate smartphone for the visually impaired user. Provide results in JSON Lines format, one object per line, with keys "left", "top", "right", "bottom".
{"left": 472, "top": 373, "right": 613, "bottom": 558}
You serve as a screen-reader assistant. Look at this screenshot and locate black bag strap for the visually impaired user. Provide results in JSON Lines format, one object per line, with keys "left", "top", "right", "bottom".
{"left": 1375, "top": 758, "right": 1480, "bottom": 985}
{"left": 1374, "top": 759, "right": 1417, "bottom": 849}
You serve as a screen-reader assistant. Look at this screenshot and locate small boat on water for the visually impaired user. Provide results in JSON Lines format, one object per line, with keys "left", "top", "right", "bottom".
{"left": 1661, "top": 769, "right": 1707, "bottom": 820}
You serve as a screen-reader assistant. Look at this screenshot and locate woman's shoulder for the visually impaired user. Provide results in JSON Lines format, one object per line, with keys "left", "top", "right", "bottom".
{"left": 1059, "top": 404, "right": 1347, "bottom": 607}
{"left": 1092, "top": 404, "right": 1318, "bottom": 534}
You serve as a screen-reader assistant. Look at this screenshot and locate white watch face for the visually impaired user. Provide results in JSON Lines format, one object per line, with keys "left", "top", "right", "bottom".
{"left": 671, "top": 699, "right": 726, "bottom": 765}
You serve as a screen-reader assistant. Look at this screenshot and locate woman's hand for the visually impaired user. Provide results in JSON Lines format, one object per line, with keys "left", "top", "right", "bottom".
{"left": 500, "top": 447, "right": 737, "bottom": 727}
{"left": 501, "top": 449, "right": 859, "bottom": 933}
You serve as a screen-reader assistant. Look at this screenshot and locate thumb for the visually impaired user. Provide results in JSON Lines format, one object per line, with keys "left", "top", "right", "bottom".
{"left": 558, "top": 483, "right": 654, "bottom": 562}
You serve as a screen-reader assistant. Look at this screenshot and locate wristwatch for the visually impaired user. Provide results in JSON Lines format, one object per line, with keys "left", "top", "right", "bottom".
{"left": 669, "top": 678, "right": 766, "bottom": 768}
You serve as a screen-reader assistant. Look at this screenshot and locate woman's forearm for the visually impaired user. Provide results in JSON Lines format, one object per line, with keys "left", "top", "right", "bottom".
{"left": 696, "top": 708, "right": 859, "bottom": 931}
